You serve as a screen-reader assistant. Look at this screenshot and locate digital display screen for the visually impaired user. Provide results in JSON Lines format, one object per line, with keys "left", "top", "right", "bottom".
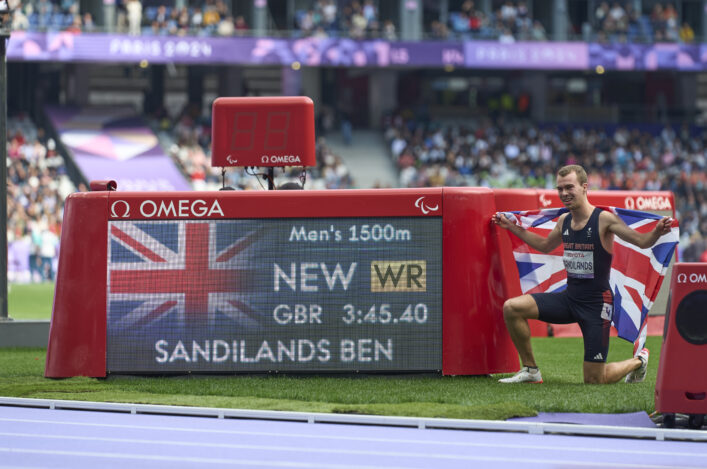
{"left": 106, "top": 217, "right": 442, "bottom": 373}
{"left": 211, "top": 97, "right": 316, "bottom": 168}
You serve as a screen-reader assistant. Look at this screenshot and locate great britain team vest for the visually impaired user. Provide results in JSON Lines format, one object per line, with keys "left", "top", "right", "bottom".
{"left": 561, "top": 207, "right": 612, "bottom": 299}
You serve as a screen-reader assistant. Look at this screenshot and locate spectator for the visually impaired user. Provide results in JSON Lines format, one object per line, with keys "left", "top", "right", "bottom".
{"left": 530, "top": 20, "right": 546, "bottom": 40}
{"left": 234, "top": 15, "right": 248, "bottom": 35}
{"left": 679, "top": 22, "right": 694, "bottom": 43}
{"left": 382, "top": 19, "right": 396, "bottom": 40}
{"left": 320, "top": 0, "right": 337, "bottom": 29}
{"left": 82, "top": 12, "right": 95, "bottom": 32}
{"left": 191, "top": 7, "right": 203, "bottom": 30}
{"left": 126, "top": 0, "right": 142, "bottom": 36}
{"left": 498, "top": 27, "right": 515, "bottom": 43}
{"left": 217, "top": 15, "right": 234, "bottom": 36}
{"left": 65, "top": 14, "right": 82, "bottom": 34}
{"left": 11, "top": 8, "right": 29, "bottom": 30}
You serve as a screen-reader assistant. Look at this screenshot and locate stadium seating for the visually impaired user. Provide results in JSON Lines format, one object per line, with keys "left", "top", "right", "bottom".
{"left": 6, "top": 116, "right": 76, "bottom": 283}
{"left": 383, "top": 114, "right": 707, "bottom": 261}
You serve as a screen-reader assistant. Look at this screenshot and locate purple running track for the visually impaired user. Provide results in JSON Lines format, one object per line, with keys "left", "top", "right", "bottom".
{"left": 1, "top": 406, "right": 706, "bottom": 469}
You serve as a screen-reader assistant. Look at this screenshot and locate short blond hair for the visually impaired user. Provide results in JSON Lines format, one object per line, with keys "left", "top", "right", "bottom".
{"left": 557, "top": 165, "right": 587, "bottom": 185}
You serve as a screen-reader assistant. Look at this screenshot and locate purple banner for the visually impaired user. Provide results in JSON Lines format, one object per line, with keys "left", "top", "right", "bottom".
{"left": 8, "top": 31, "right": 254, "bottom": 64}
{"left": 47, "top": 107, "right": 191, "bottom": 191}
{"left": 8, "top": 31, "right": 707, "bottom": 71}
{"left": 7, "top": 32, "right": 464, "bottom": 67}
{"left": 251, "top": 37, "right": 466, "bottom": 67}
{"left": 465, "top": 41, "right": 588, "bottom": 69}
{"left": 589, "top": 43, "right": 703, "bottom": 71}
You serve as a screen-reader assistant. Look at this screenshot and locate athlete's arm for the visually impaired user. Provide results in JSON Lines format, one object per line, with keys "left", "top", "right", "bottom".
{"left": 601, "top": 211, "right": 673, "bottom": 249}
{"left": 492, "top": 212, "right": 564, "bottom": 254}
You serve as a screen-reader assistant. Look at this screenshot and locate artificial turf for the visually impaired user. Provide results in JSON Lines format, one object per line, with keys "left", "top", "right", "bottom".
{"left": 0, "top": 336, "right": 662, "bottom": 421}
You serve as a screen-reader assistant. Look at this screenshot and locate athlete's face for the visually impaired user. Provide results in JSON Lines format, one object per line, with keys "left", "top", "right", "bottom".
{"left": 556, "top": 172, "right": 587, "bottom": 210}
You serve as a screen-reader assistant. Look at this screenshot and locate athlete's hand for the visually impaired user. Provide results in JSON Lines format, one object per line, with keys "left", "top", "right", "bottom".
{"left": 492, "top": 212, "right": 514, "bottom": 230}
{"left": 654, "top": 216, "right": 673, "bottom": 237}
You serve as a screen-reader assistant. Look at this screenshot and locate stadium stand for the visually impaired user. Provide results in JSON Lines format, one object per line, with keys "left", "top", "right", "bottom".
{"left": 8, "top": 0, "right": 699, "bottom": 44}
{"left": 383, "top": 113, "right": 707, "bottom": 261}
{"left": 6, "top": 115, "right": 76, "bottom": 283}
{"left": 4, "top": 0, "right": 706, "bottom": 281}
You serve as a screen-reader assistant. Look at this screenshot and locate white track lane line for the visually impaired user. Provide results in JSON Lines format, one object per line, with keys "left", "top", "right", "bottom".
{"left": 0, "top": 417, "right": 702, "bottom": 459}
{"left": 1, "top": 430, "right": 691, "bottom": 463}
{"left": 0, "top": 446, "right": 691, "bottom": 469}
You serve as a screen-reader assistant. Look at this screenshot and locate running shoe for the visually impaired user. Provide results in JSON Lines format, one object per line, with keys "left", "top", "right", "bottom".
{"left": 625, "top": 348, "right": 650, "bottom": 383}
{"left": 498, "top": 366, "right": 543, "bottom": 384}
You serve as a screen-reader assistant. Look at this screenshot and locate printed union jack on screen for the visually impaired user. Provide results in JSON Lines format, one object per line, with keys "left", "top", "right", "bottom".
{"left": 502, "top": 207, "right": 679, "bottom": 345}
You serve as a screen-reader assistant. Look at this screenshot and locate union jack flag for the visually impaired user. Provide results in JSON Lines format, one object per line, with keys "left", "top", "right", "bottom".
{"left": 107, "top": 220, "right": 262, "bottom": 331}
{"left": 502, "top": 207, "right": 679, "bottom": 347}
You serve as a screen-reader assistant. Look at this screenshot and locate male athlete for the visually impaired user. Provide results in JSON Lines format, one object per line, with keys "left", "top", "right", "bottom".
{"left": 493, "top": 165, "right": 673, "bottom": 384}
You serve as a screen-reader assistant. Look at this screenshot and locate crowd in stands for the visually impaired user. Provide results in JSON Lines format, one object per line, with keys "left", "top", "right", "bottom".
{"left": 295, "top": 0, "right": 398, "bottom": 40}
{"left": 448, "top": 1, "right": 546, "bottom": 41}
{"left": 588, "top": 1, "right": 695, "bottom": 43}
{"left": 384, "top": 113, "right": 707, "bottom": 261}
{"left": 152, "top": 105, "right": 354, "bottom": 191}
{"left": 7, "top": 0, "right": 698, "bottom": 44}
{"left": 117, "top": 0, "right": 250, "bottom": 37}
{"left": 6, "top": 115, "right": 77, "bottom": 284}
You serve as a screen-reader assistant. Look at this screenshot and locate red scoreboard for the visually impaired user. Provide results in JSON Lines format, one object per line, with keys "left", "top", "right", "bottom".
{"left": 46, "top": 186, "right": 519, "bottom": 377}
{"left": 211, "top": 97, "right": 316, "bottom": 168}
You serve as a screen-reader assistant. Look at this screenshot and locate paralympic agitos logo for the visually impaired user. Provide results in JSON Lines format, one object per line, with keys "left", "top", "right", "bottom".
{"left": 110, "top": 199, "right": 225, "bottom": 218}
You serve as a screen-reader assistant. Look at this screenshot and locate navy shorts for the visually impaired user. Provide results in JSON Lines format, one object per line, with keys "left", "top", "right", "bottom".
{"left": 531, "top": 289, "right": 613, "bottom": 363}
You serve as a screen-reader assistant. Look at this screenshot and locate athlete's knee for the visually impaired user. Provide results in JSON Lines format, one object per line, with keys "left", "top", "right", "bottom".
{"left": 503, "top": 298, "right": 522, "bottom": 321}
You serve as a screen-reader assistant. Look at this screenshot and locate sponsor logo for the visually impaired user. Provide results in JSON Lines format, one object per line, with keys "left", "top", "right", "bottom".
{"left": 414, "top": 196, "right": 439, "bottom": 215}
{"left": 563, "top": 229, "right": 569, "bottom": 236}
{"left": 110, "top": 200, "right": 131, "bottom": 218}
{"left": 261, "top": 155, "right": 302, "bottom": 164}
{"left": 677, "top": 272, "right": 707, "bottom": 284}
{"left": 587, "top": 227, "right": 592, "bottom": 238}
{"left": 593, "top": 353, "right": 603, "bottom": 360}
{"left": 370, "top": 261, "right": 426, "bottom": 292}
{"left": 624, "top": 196, "right": 672, "bottom": 211}
{"left": 226, "top": 155, "right": 238, "bottom": 164}
{"left": 110, "top": 199, "right": 225, "bottom": 218}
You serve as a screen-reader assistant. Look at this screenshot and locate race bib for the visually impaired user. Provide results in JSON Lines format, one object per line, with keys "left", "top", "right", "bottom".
{"left": 563, "top": 250, "right": 594, "bottom": 279}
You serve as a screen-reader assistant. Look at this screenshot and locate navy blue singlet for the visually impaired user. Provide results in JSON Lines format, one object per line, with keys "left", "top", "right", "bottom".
{"left": 561, "top": 207, "right": 612, "bottom": 300}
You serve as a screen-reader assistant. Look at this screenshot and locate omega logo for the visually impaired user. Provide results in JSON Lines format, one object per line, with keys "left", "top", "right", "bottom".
{"left": 111, "top": 199, "right": 225, "bottom": 218}
{"left": 110, "top": 200, "right": 130, "bottom": 218}
{"left": 261, "top": 155, "right": 269, "bottom": 163}
{"left": 624, "top": 196, "right": 671, "bottom": 211}
{"left": 677, "top": 273, "right": 707, "bottom": 284}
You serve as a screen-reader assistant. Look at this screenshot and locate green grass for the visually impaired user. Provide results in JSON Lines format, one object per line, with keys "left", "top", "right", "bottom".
{"left": 8, "top": 283, "right": 54, "bottom": 320}
{"left": 0, "top": 336, "right": 662, "bottom": 420}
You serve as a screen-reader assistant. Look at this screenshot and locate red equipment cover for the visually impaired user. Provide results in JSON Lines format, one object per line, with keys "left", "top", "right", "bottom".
{"left": 46, "top": 187, "right": 518, "bottom": 377}
{"left": 655, "top": 263, "right": 707, "bottom": 415}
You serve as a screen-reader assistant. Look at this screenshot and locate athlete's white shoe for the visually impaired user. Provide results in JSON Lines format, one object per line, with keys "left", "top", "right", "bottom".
{"left": 625, "top": 348, "right": 650, "bottom": 383}
{"left": 498, "top": 366, "right": 543, "bottom": 384}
